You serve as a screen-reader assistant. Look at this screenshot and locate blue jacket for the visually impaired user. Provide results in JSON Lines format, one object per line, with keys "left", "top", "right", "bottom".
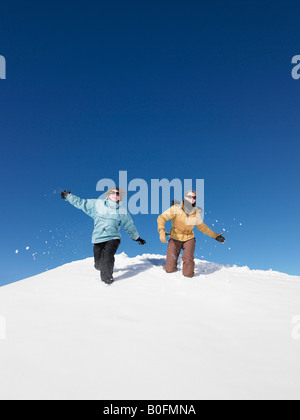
{"left": 66, "top": 194, "right": 140, "bottom": 244}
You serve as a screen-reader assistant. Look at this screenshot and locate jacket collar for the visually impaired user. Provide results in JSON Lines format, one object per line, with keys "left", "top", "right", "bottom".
{"left": 180, "top": 200, "right": 202, "bottom": 216}
{"left": 104, "top": 197, "right": 120, "bottom": 209}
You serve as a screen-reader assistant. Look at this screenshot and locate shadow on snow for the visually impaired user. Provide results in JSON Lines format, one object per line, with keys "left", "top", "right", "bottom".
{"left": 114, "top": 257, "right": 232, "bottom": 282}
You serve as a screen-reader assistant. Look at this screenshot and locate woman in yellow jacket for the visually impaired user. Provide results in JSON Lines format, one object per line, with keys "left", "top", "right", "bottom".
{"left": 157, "top": 190, "right": 225, "bottom": 278}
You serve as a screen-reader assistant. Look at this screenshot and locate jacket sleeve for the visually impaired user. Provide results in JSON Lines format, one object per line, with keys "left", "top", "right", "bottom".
{"left": 157, "top": 206, "right": 176, "bottom": 233}
{"left": 121, "top": 212, "right": 140, "bottom": 241}
{"left": 65, "top": 194, "right": 96, "bottom": 219}
{"left": 196, "top": 219, "right": 218, "bottom": 239}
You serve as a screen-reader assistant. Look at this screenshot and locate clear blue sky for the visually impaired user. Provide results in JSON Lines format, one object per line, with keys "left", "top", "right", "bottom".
{"left": 1, "top": 0, "right": 300, "bottom": 286}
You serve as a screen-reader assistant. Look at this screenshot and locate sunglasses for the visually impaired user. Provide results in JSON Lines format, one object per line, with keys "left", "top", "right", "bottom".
{"left": 110, "top": 191, "right": 120, "bottom": 196}
{"left": 185, "top": 195, "right": 196, "bottom": 200}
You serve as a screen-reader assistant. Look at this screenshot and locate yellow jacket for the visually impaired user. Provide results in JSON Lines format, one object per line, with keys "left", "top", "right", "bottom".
{"left": 157, "top": 202, "right": 218, "bottom": 242}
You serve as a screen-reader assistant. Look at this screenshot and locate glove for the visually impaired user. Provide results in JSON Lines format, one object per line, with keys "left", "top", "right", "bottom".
{"left": 61, "top": 190, "right": 71, "bottom": 200}
{"left": 159, "top": 231, "right": 167, "bottom": 244}
{"left": 216, "top": 234, "right": 226, "bottom": 243}
{"left": 136, "top": 237, "right": 146, "bottom": 245}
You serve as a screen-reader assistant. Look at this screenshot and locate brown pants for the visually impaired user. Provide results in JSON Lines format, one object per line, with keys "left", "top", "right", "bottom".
{"left": 164, "top": 238, "right": 196, "bottom": 278}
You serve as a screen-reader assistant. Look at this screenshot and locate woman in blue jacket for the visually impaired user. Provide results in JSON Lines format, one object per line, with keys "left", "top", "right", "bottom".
{"left": 61, "top": 188, "right": 146, "bottom": 285}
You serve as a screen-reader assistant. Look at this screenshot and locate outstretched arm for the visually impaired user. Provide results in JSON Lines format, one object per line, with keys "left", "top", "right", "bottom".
{"left": 121, "top": 212, "right": 140, "bottom": 241}
{"left": 61, "top": 191, "right": 96, "bottom": 219}
{"left": 196, "top": 219, "right": 226, "bottom": 242}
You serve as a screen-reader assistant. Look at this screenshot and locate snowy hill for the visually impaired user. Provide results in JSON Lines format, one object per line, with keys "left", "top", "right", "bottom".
{"left": 0, "top": 253, "right": 299, "bottom": 400}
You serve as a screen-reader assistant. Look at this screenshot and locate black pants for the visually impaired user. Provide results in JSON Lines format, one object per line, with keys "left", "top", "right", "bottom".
{"left": 93, "top": 239, "right": 121, "bottom": 283}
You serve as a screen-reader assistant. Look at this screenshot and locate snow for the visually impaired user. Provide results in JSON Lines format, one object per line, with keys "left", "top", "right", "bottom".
{"left": 0, "top": 253, "right": 299, "bottom": 400}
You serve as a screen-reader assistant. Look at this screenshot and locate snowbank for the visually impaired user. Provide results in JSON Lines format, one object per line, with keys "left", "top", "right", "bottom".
{"left": 0, "top": 253, "right": 299, "bottom": 400}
